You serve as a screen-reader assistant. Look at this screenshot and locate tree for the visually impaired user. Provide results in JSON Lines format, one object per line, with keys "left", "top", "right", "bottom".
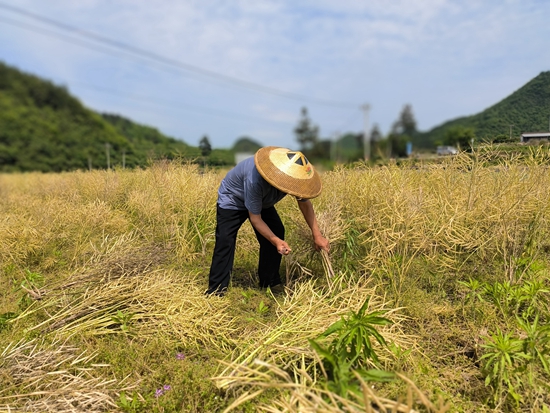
{"left": 294, "top": 107, "right": 319, "bottom": 152}
{"left": 388, "top": 133, "right": 409, "bottom": 158}
{"left": 370, "top": 124, "right": 383, "bottom": 142}
{"left": 391, "top": 104, "right": 417, "bottom": 136}
{"left": 388, "top": 105, "right": 417, "bottom": 158}
{"left": 444, "top": 126, "right": 475, "bottom": 150}
{"left": 199, "top": 135, "right": 212, "bottom": 157}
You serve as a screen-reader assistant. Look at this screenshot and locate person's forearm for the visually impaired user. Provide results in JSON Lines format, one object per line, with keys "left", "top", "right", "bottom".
{"left": 249, "top": 212, "right": 291, "bottom": 254}
{"left": 249, "top": 212, "right": 279, "bottom": 244}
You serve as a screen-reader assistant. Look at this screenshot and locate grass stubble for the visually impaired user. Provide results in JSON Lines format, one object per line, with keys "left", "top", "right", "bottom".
{"left": 1, "top": 147, "right": 550, "bottom": 412}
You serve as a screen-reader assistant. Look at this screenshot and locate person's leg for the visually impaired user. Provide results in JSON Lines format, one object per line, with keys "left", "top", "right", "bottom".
{"left": 252, "top": 206, "right": 285, "bottom": 288}
{"left": 206, "top": 206, "right": 249, "bottom": 295}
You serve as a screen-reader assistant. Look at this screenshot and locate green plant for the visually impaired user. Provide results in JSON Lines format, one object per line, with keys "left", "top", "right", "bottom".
{"left": 0, "top": 312, "right": 17, "bottom": 332}
{"left": 518, "top": 280, "right": 550, "bottom": 318}
{"left": 117, "top": 391, "right": 146, "bottom": 412}
{"left": 309, "top": 297, "right": 395, "bottom": 397}
{"left": 458, "top": 277, "right": 485, "bottom": 320}
{"left": 241, "top": 290, "right": 253, "bottom": 304}
{"left": 484, "top": 281, "right": 514, "bottom": 319}
{"left": 480, "top": 328, "right": 530, "bottom": 407}
{"left": 257, "top": 301, "right": 269, "bottom": 316}
{"left": 111, "top": 310, "right": 136, "bottom": 334}
{"left": 517, "top": 314, "right": 550, "bottom": 377}
{"left": 21, "top": 269, "right": 44, "bottom": 287}
{"left": 16, "top": 269, "right": 44, "bottom": 310}
{"left": 483, "top": 279, "right": 550, "bottom": 321}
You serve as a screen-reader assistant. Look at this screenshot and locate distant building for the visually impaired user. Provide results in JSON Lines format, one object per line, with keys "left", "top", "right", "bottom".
{"left": 521, "top": 132, "right": 550, "bottom": 142}
{"left": 436, "top": 146, "right": 458, "bottom": 156}
{"left": 234, "top": 152, "right": 254, "bottom": 164}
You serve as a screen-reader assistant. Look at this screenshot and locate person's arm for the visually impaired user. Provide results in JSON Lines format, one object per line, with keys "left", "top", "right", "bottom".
{"left": 297, "top": 199, "right": 330, "bottom": 251}
{"left": 248, "top": 212, "right": 292, "bottom": 255}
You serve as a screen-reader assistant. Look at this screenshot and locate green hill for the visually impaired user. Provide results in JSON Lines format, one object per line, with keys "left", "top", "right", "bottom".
{"left": 101, "top": 114, "right": 200, "bottom": 166}
{"left": 0, "top": 61, "right": 200, "bottom": 172}
{"left": 232, "top": 136, "right": 262, "bottom": 153}
{"left": 413, "top": 71, "right": 550, "bottom": 148}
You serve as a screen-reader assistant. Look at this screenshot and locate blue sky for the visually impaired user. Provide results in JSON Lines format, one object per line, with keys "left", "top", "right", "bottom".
{"left": 1, "top": 0, "right": 549, "bottom": 149}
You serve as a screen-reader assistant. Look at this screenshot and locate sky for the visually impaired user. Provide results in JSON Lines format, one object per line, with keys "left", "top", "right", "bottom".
{"left": 0, "top": 0, "right": 549, "bottom": 150}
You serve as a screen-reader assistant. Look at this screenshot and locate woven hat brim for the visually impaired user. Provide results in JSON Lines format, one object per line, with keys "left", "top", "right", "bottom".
{"left": 254, "top": 146, "right": 322, "bottom": 199}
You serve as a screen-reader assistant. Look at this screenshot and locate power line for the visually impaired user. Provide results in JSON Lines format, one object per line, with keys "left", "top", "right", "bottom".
{"left": 75, "top": 82, "right": 294, "bottom": 126}
{"left": 0, "top": 16, "right": 184, "bottom": 73}
{"left": 0, "top": 12, "right": 363, "bottom": 138}
{"left": 0, "top": 15, "right": 294, "bottom": 126}
{"left": 334, "top": 110, "right": 363, "bottom": 133}
{"left": 0, "top": 15, "right": 362, "bottom": 135}
{"left": 0, "top": 2, "right": 358, "bottom": 109}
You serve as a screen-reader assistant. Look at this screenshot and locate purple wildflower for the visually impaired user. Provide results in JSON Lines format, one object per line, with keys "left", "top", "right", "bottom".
{"left": 154, "top": 388, "right": 164, "bottom": 398}
{"left": 176, "top": 352, "right": 186, "bottom": 360}
{"left": 163, "top": 384, "right": 172, "bottom": 391}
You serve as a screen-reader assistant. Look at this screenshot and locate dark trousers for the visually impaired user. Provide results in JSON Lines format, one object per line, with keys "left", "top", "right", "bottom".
{"left": 206, "top": 205, "right": 285, "bottom": 294}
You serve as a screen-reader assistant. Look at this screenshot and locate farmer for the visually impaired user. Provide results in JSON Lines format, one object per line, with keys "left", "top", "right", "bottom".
{"left": 205, "top": 146, "right": 330, "bottom": 296}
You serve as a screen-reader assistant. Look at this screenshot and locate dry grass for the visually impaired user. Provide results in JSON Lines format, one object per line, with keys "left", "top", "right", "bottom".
{"left": 318, "top": 149, "right": 550, "bottom": 287}
{"left": 216, "top": 359, "right": 450, "bottom": 413}
{"left": 13, "top": 251, "right": 241, "bottom": 352}
{"left": 218, "top": 279, "right": 410, "bottom": 378}
{"left": 3, "top": 147, "right": 550, "bottom": 411}
{"left": 0, "top": 339, "right": 131, "bottom": 413}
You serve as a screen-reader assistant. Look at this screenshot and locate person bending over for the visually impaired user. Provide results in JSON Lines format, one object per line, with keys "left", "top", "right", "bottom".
{"left": 206, "top": 146, "right": 330, "bottom": 295}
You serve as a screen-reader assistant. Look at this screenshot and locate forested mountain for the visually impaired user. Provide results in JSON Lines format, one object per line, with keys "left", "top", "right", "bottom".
{"left": 4, "top": 60, "right": 547, "bottom": 169}
{"left": 413, "top": 71, "right": 550, "bottom": 148}
{"left": 101, "top": 114, "right": 200, "bottom": 166}
{"left": 0, "top": 61, "right": 199, "bottom": 172}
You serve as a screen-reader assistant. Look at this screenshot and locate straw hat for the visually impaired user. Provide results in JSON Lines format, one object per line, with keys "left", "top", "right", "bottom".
{"left": 254, "top": 146, "right": 322, "bottom": 199}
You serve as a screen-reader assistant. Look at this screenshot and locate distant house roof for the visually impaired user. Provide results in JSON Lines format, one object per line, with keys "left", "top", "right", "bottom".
{"left": 521, "top": 132, "right": 550, "bottom": 142}
{"left": 234, "top": 152, "right": 254, "bottom": 165}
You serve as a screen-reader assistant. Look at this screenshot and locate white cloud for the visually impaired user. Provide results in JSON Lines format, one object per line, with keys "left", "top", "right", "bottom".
{"left": 1, "top": 0, "right": 549, "bottom": 148}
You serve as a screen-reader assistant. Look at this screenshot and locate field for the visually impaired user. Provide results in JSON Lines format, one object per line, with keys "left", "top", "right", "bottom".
{"left": 1, "top": 146, "right": 550, "bottom": 412}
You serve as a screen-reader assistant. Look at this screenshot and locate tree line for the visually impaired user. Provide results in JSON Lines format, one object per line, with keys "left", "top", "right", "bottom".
{"left": 2, "top": 59, "right": 548, "bottom": 172}
{"left": 294, "top": 70, "right": 550, "bottom": 162}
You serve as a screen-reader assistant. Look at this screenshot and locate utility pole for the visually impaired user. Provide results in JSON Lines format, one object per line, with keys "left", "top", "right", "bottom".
{"left": 122, "top": 149, "right": 126, "bottom": 170}
{"left": 509, "top": 124, "right": 514, "bottom": 140}
{"left": 361, "top": 104, "right": 371, "bottom": 161}
{"left": 105, "top": 143, "right": 111, "bottom": 170}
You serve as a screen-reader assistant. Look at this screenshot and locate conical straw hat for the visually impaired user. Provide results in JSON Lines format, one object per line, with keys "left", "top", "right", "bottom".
{"left": 254, "top": 146, "right": 322, "bottom": 199}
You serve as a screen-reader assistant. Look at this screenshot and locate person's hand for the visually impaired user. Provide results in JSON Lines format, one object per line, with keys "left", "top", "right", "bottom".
{"left": 275, "top": 240, "right": 292, "bottom": 255}
{"left": 314, "top": 235, "right": 330, "bottom": 252}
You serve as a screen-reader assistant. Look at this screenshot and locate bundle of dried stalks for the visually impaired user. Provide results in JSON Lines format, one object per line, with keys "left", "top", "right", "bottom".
{"left": 217, "top": 279, "right": 412, "bottom": 386}
{"left": 280, "top": 198, "right": 345, "bottom": 285}
{"left": 320, "top": 249, "right": 335, "bottom": 279}
{"left": 0, "top": 339, "right": 131, "bottom": 413}
{"left": 15, "top": 255, "right": 241, "bottom": 352}
{"left": 216, "top": 359, "right": 449, "bottom": 413}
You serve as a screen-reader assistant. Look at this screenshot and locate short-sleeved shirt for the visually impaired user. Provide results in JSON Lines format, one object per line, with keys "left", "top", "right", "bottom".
{"left": 217, "top": 157, "right": 287, "bottom": 215}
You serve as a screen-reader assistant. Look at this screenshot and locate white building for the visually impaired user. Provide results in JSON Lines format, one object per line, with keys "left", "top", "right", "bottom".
{"left": 521, "top": 132, "right": 550, "bottom": 142}
{"left": 234, "top": 152, "right": 254, "bottom": 164}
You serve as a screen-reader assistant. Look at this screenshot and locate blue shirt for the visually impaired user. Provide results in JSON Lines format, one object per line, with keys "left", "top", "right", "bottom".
{"left": 217, "top": 157, "right": 287, "bottom": 215}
